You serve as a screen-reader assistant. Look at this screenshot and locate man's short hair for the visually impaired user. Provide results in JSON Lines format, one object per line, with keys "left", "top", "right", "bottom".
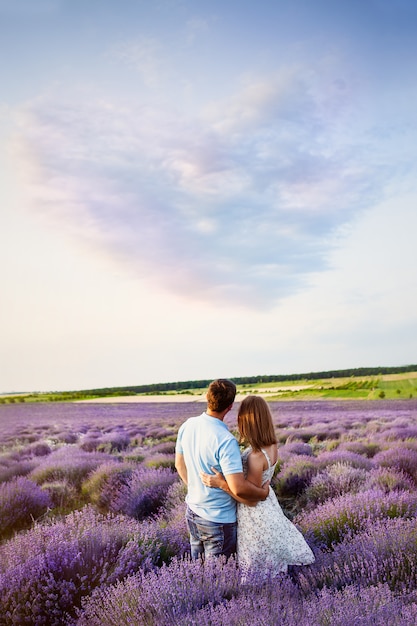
{"left": 207, "top": 379, "right": 236, "bottom": 412}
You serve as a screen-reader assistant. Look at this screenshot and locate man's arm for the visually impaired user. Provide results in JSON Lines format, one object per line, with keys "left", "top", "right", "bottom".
{"left": 225, "top": 449, "right": 269, "bottom": 503}
{"left": 201, "top": 449, "right": 269, "bottom": 505}
{"left": 224, "top": 471, "right": 269, "bottom": 503}
{"left": 175, "top": 452, "right": 188, "bottom": 485}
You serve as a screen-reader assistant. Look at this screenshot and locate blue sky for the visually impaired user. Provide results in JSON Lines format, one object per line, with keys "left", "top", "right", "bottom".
{"left": 1, "top": 0, "right": 416, "bottom": 392}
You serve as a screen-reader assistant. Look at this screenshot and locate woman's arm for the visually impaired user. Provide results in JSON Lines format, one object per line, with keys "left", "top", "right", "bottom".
{"left": 244, "top": 450, "right": 265, "bottom": 488}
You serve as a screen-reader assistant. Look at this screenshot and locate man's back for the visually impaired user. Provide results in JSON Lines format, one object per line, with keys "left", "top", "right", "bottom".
{"left": 176, "top": 411, "right": 242, "bottom": 523}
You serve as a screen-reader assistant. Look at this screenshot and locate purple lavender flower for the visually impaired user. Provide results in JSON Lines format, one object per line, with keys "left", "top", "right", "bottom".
{"left": 81, "top": 461, "right": 134, "bottom": 512}
{"left": 148, "top": 441, "right": 176, "bottom": 454}
{"left": 112, "top": 466, "right": 178, "bottom": 520}
{"left": 57, "top": 431, "right": 79, "bottom": 444}
{"left": 380, "top": 426, "right": 417, "bottom": 441}
{"left": 297, "top": 517, "right": 417, "bottom": 596}
{"left": 296, "top": 488, "right": 417, "bottom": 547}
{"left": 316, "top": 450, "right": 373, "bottom": 471}
{"left": 79, "top": 430, "right": 102, "bottom": 452}
{"left": 373, "top": 447, "right": 417, "bottom": 483}
{"left": 77, "top": 555, "right": 417, "bottom": 626}
{"left": 144, "top": 452, "right": 175, "bottom": 470}
{"left": 304, "top": 462, "right": 368, "bottom": 505}
{"left": 364, "top": 467, "right": 415, "bottom": 493}
{"left": 99, "top": 428, "right": 131, "bottom": 452}
{"left": 145, "top": 427, "right": 175, "bottom": 439}
{"left": 189, "top": 582, "right": 415, "bottom": 626}
{"left": 275, "top": 455, "right": 319, "bottom": 498}
{"left": 0, "top": 459, "right": 36, "bottom": 483}
{"left": 0, "top": 476, "right": 51, "bottom": 539}
{"left": 337, "top": 441, "right": 379, "bottom": 457}
{"left": 11, "top": 441, "right": 52, "bottom": 458}
{"left": 30, "top": 447, "right": 114, "bottom": 490}
{"left": 78, "top": 556, "right": 242, "bottom": 626}
{"left": 0, "top": 505, "right": 187, "bottom": 624}
{"left": 278, "top": 442, "right": 314, "bottom": 461}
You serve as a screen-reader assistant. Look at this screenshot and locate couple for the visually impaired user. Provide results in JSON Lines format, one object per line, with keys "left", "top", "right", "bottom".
{"left": 175, "top": 379, "right": 314, "bottom": 576}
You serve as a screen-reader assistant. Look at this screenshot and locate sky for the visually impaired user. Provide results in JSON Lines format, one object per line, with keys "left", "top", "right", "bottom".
{"left": 1, "top": 0, "right": 417, "bottom": 393}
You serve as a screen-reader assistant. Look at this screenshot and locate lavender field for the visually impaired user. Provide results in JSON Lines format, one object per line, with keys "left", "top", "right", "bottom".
{"left": 1, "top": 399, "right": 417, "bottom": 625}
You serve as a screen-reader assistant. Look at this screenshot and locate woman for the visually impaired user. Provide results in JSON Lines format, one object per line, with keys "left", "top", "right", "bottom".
{"left": 200, "top": 395, "right": 314, "bottom": 577}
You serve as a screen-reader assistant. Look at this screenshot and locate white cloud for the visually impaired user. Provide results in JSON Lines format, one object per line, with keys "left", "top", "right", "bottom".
{"left": 11, "top": 62, "right": 412, "bottom": 309}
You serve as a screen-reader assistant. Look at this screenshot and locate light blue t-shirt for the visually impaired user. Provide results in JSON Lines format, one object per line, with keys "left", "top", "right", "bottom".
{"left": 176, "top": 412, "right": 243, "bottom": 523}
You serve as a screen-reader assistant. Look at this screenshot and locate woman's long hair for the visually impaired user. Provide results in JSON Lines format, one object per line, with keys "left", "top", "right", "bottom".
{"left": 237, "top": 395, "right": 277, "bottom": 451}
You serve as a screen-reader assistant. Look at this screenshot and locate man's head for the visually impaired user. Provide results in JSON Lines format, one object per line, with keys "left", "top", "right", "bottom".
{"left": 206, "top": 379, "right": 236, "bottom": 413}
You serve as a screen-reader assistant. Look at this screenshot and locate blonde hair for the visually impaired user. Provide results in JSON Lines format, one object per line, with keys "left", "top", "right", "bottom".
{"left": 237, "top": 395, "right": 277, "bottom": 451}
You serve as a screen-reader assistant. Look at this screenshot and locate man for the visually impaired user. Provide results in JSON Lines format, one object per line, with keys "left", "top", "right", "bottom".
{"left": 175, "top": 378, "right": 269, "bottom": 560}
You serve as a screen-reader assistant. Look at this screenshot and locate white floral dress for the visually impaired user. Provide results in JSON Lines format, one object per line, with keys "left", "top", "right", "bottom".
{"left": 237, "top": 447, "right": 315, "bottom": 576}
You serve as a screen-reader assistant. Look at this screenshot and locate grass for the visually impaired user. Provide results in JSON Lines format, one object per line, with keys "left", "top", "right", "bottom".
{"left": 241, "top": 373, "right": 417, "bottom": 401}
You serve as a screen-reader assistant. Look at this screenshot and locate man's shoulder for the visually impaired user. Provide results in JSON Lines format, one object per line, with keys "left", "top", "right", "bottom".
{"left": 184, "top": 412, "right": 205, "bottom": 423}
{"left": 179, "top": 412, "right": 205, "bottom": 429}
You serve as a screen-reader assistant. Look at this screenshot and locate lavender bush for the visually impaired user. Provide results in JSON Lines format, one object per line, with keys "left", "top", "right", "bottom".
{"left": 363, "top": 467, "right": 415, "bottom": 493}
{"left": 77, "top": 556, "right": 242, "bottom": 626}
{"left": 0, "top": 506, "right": 188, "bottom": 625}
{"left": 30, "top": 447, "right": 114, "bottom": 490}
{"left": 297, "top": 517, "right": 417, "bottom": 595}
{"left": 58, "top": 431, "right": 79, "bottom": 444}
{"left": 160, "top": 480, "right": 188, "bottom": 518}
{"left": 149, "top": 441, "right": 176, "bottom": 455}
{"left": 11, "top": 441, "right": 52, "bottom": 458}
{"left": 189, "top": 582, "right": 417, "bottom": 626}
{"left": 145, "top": 427, "right": 175, "bottom": 439}
{"left": 372, "top": 447, "right": 417, "bottom": 483}
{"left": 41, "top": 479, "right": 78, "bottom": 509}
{"left": 0, "top": 459, "right": 36, "bottom": 483}
{"left": 274, "top": 455, "right": 319, "bottom": 498}
{"left": 144, "top": 452, "right": 176, "bottom": 469}
{"left": 79, "top": 430, "right": 103, "bottom": 452}
{"left": 303, "top": 462, "right": 368, "bottom": 505}
{"left": 112, "top": 466, "right": 179, "bottom": 520}
{"left": 122, "top": 446, "right": 145, "bottom": 463}
{"left": 380, "top": 425, "right": 417, "bottom": 441}
{"left": 278, "top": 441, "right": 314, "bottom": 460}
{"left": 78, "top": 557, "right": 417, "bottom": 626}
{"left": 316, "top": 450, "right": 373, "bottom": 471}
{"left": 0, "top": 476, "right": 51, "bottom": 539}
{"left": 98, "top": 428, "right": 131, "bottom": 452}
{"left": 337, "top": 440, "right": 380, "bottom": 457}
{"left": 296, "top": 488, "right": 417, "bottom": 546}
{"left": 81, "top": 461, "right": 134, "bottom": 512}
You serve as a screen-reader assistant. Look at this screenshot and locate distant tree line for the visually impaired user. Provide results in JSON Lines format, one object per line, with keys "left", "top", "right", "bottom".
{"left": 66, "top": 364, "right": 417, "bottom": 397}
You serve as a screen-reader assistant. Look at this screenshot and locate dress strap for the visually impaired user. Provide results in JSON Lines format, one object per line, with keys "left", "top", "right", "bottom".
{"left": 260, "top": 448, "right": 272, "bottom": 468}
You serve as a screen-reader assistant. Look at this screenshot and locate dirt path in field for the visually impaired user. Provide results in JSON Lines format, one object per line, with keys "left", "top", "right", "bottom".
{"left": 74, "top": 385, "right": 316, "bottom": 403}
{"left": 75, "top": 394, "right": 207, "bottom": 403}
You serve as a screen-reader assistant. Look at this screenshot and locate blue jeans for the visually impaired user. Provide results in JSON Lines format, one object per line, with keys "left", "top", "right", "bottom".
{"left": 186, "top": 506, "right": 237, "bottom": 560}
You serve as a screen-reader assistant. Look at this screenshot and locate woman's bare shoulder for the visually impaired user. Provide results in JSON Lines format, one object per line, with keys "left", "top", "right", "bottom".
{"left": 262, "top": 443, "right": 278, "bottom": 466}
{"left": 247, "top": 449, "right": 268, "bottom": 471}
